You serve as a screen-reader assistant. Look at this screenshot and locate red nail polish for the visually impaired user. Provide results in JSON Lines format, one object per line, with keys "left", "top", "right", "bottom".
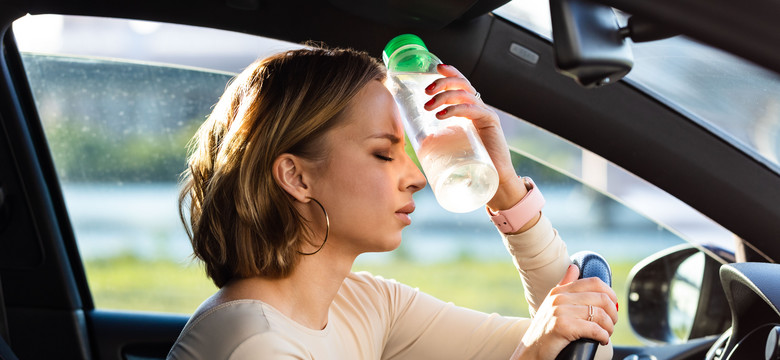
{"left": 424, "top": 98, "right": 435, "bottom": 108}
{"left": 436, "top": 109, "right": 447, "bottom": 117}
{"left": 425, "top": 83, "right": 436, "bottom": 92}
{"left": 616, "top": 302, "right": 619, "bottom": 312}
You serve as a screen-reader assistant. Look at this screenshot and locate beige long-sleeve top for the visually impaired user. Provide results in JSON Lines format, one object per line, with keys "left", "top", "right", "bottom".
{"left": 167, "top": 216, "right": 612, "bottom": 359}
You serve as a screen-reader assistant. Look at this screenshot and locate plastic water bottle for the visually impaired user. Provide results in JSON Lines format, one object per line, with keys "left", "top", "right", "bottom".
{"left": 383, "top": 34, "right": 499, "bottom": 213}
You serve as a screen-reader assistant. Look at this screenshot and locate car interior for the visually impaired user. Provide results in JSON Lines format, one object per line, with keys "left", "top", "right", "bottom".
{"left": 1, "top": 0, "right": 780, "bottom": 359}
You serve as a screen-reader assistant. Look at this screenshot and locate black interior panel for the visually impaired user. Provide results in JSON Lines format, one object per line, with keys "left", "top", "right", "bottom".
{"left": 470, "top": 18, "right": 780, "bottom": 260}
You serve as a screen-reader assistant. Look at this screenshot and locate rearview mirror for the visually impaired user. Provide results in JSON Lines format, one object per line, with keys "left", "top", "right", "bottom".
{"left": 549, "top": 0, "right": 633, "bottom": 88}
{"left": 627, "top": 244, "right": 730, "bottom": 343}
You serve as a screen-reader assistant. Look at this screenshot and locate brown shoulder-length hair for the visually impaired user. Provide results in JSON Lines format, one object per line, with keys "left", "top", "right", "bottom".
{"left": 179, "top": 47, "right": 386, "bottom": 288}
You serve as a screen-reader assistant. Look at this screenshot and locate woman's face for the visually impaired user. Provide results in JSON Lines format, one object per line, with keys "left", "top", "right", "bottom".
{"left": 310, "top": 80, "right": 427, "bottom": 256}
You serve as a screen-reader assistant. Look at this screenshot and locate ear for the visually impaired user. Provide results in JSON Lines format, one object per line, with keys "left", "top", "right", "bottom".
{"left": 272, "top": 153, "right": 311, "bottom": 202}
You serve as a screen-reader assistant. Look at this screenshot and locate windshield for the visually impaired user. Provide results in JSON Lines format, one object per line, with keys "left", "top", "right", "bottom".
{"left": 495, "top": 0, "right": 780, "bottom": 171}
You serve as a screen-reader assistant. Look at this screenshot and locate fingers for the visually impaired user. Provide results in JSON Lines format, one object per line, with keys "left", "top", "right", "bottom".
{"left": 421, "top": 64, "right": 514, "bottom": 183}
{"left": 549, "top": 292, "right": 618, "bottom": 325}
{"left": 588, "top": 304, "right": 616, "bottom": 338}
{"left": 546, "top": 303, "right": 614, "bottom": 346}
{"left": 551, "top": 276, "right": 618, "bottom": 304}
{"left": 425, "top": 76, "right": 478, "bottom": 99}
{"left": 587, "top": 294, "right": 618, "bottom": 325}
{"left": 433, "top": 103, "right": 485, "bottom": 121}
{"left": 544, "top": 272, "right": 619, "bottom": 345}
{"left": 549, "top": 276, "right": 618, "bottom": 328}
{"left": 520, "top": 283, "right": 617, "bottom": 358}
{"left": 427, "top": 64, "right": 474, "bottom": 94}
{"left": 577, "top": 318, "right": 612, "bottom": 346}
{"left": 423, "top": 89, "right": 478, "bottom": 112}
{"left": 579, "top": 304, "right": 615, "bottom": 338}
{"left": 551, "top": 316, "right": 611, "bottom": 346}
{"left": 435, "top": 63, "right": 464, "bottom": 77}
{"left": 424, "top": 64, "right": 481, "bottom": 108}
{"left": 558, "top": 264, "right": 580, "bottom": 286}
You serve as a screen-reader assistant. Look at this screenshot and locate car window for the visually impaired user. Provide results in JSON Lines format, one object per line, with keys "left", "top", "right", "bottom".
{"left": 13, "top": 14, "right": 732, "bottom": 346}
{"left": 495, "top": 0, "right": 780, "bottom": 172}
{"left": 12, "top": 14, "right": 297, "bottom": 313}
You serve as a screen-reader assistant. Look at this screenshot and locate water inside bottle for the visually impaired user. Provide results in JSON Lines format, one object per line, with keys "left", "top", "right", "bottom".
{"left": 416, "top": 125, "right": 499, "bottom": 212}
{"left": 387, "top": 72, "right": 499, "bottom": 213}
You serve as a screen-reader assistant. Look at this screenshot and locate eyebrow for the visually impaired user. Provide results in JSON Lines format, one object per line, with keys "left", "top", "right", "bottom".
{"left": 367, "top": 133, "right": 401, "bottom": 144}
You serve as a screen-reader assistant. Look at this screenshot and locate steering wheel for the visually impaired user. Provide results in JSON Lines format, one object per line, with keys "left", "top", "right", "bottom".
{"left": 555, "top": 251, "right": 613, "bottom": 360}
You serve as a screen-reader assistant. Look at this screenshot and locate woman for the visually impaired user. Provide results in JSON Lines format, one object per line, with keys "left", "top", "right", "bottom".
{"left": 168, "top": 46, "right": 617, "bottom": 359}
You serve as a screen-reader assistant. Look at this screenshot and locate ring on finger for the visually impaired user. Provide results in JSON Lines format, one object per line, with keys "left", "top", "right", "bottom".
{"left": 587, "top": 305, "right": 594, "bottom": 322}
{"left": 474, "top": 91, "right": 481, "bottom": 100}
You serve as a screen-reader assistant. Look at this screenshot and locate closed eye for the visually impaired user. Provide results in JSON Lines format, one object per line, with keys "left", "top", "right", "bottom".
{"left": 375, "top": 154, "right": 394, "bottom": 162}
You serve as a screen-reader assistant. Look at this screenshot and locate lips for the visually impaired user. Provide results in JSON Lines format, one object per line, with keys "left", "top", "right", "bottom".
{"left": 395, "top": 202, "right": 415, "bottom": 225}
{"left": 396, "top": 202, "right": 416, "bottom": 215}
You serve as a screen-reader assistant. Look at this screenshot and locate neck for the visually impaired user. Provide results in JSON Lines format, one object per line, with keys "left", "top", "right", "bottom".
{"left": 218, "top": 243, "right": 357, "bottom": 330}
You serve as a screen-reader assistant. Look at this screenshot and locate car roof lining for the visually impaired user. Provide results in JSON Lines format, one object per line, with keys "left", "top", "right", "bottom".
{"left": 326, "top": 0, "right": 511, "bottom": 29}
{"left": 4, "top": 0, "right": 779, "bottom": 76}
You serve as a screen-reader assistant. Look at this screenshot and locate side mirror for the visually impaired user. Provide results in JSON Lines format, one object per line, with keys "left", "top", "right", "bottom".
{"left": 549, "top": 0, "right": 633, "bottom": 88}
{"left": 627, "top": 244, "right": 731, "bottom": 343}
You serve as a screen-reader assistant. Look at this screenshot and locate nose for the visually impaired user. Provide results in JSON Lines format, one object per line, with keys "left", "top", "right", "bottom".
{"left": 402, "top": 153, "right": 427, "bottom": 193}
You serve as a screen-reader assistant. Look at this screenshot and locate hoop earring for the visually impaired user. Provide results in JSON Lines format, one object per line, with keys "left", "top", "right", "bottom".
{"left": 298, "top": 197, "right": 329, "bottom": 256}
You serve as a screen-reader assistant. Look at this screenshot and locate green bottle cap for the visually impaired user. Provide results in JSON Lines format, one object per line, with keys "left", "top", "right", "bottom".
{"left": 382, "top": 34, "right": 428, "bottom": 66}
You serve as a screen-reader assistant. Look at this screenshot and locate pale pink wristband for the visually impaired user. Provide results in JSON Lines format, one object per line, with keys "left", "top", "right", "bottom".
{"left": 487, "top": 177, "right": 545, "bottom": 234}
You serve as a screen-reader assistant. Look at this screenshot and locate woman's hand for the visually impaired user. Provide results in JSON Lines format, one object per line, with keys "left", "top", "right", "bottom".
{"left": 510, "top": 265, "right": 619, "bottom": 360}
{"left": 423, "top": 64, "right": 532, "bottom": 225}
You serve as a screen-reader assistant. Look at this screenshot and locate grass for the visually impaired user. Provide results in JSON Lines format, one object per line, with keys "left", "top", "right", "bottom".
{"left": 84, "top": 256, "right": 642, "bottom": 345}
{"left": 84, "top": 256, "right": 217, "bottom": 314}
